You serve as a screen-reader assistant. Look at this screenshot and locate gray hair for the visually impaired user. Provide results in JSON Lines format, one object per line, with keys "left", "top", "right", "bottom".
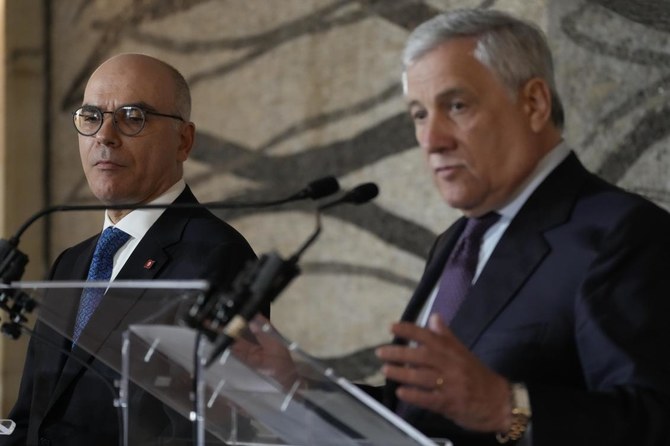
{"left": 403, "top": 9, "right": 564, "bottom": 129}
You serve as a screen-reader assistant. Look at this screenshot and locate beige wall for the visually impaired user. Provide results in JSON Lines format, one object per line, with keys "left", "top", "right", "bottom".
{"left": 0, "top": 0, "right": 44, "bottom": 415}
{"left": 1, "top": 0, "right": 670, "bottom": 416}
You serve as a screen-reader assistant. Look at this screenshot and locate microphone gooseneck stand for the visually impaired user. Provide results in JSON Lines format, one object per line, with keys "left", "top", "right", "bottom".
{"left": 0, "top": 176, "right": 341, "bottom": 337}
{"left": 185, "top": 182, "right": 380, "bottom": 367}
{"left": 0, "top": 175, "right": 343, "bottom": 446}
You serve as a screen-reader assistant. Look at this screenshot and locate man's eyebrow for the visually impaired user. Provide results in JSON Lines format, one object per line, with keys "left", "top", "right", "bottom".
{"left": 407, "top": 87, "right": 467, "bottom": 105}
{"left": 79, "top": 101, "right": 157, "bottom": 111}
{"left": 406, "top": 87, "right": 468, "bottom": 111}
{"left": 407, "top": 99, "right": 423, "bottom": 110}
{"left": 122, "top": 101, "right": 155, "bottom": 111}
{"left": 435, "top": 87, "right": 466, "bottom": 102}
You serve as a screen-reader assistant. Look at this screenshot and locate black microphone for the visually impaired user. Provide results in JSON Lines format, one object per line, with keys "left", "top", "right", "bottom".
{"left": 7, "top": 175, "right": 340, "bottom": 246}
{"left": 0, "top": 176, "right": 341, "bottom": 337}
{"left": 284, "top": 176, "right": 340, "bottom": 202}
{"left": 318, "top": 182, "right": 379, "bottom": 211}
{"left": 198, "top": 182, "right": 379, "bottom": 366}
{"left": 288, "top": 182, "right": 379, "bottom": 262}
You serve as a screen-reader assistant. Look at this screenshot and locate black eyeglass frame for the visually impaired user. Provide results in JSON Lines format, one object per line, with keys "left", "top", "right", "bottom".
{"left": 72, "top": 105, "right": 185, "bottom": 137}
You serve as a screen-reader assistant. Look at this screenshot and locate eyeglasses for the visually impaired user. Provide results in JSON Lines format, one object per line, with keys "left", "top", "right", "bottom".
{"left": 72, "top": 105, "right": 184, "bottom": 137}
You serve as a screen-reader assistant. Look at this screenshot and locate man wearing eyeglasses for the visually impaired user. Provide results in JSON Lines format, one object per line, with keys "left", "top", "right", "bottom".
{"left": 3, "top": 54, "right": 256, "bottom": 446}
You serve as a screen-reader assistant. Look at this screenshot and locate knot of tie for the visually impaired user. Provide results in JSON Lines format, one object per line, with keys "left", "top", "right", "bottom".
{"left": 73, "top": 227, "right": 130, "bottom": 343}
{"left": 462, "top": 211, "right": 501, "bottom": 241}
{"left": 86, "top": 227, "right": 131, "bottom": 281}
{"left": 460, "top": 212, "right": 500, "bottom": 264}
{"left": 431, "top": 212, "right": 500, "bottom": 325}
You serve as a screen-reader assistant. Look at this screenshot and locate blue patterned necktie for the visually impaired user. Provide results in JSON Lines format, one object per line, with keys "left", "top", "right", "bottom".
{"left": 430, "top": 212, "right": 500, "bottom": 325}
{"left": 72, "top": 227, "right": 130, "bottom": 343}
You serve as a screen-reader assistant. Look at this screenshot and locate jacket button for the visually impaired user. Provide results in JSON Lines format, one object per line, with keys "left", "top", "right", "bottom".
{"left": 39, "top": 438, "right": 51, "bottom": 446}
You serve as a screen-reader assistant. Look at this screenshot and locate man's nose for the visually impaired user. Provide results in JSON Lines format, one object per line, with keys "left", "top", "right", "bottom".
{"left": 418, "top": 115, "right": 455, "bottom": 153}
{"left": 94, "top": 113, "right": 121, "bottom": 146}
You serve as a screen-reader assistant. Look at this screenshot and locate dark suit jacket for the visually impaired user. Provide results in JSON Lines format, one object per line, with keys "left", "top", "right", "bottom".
{"left": 385, "top": 153, "right": 670, "bottom": 446}
{"left": 4, "top": 186, "right": 257, "bottom": 446}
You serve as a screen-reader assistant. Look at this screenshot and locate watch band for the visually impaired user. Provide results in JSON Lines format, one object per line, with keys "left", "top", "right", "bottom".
{"left": 496, "top": 382, "right": 532, "bottom": 444}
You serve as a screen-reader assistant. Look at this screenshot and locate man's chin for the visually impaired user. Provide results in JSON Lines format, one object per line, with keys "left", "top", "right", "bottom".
{"left": 441, "top": 195, "right": 486, "bottom": 217}
{"left": 93, "top": 191, "right": 136, "bottom": 206}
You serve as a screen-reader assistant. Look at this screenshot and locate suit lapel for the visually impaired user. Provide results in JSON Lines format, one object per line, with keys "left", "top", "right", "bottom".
{"left": 74, "top": 191, "right": 195, "bottom": 355}
{"left": 386, "top": 153, "right": 590, "bottom": 408}
{"left": 48, "top": 188, "right": 197, "bottom": 410}
{"left": 451, "top": 153, "right": 590, "bottom": 347}
{"left": 72, "top": 236, "right": 170, "bottom": 356}
{"left": 385, "top": 220, "right": 466, "bottom": 407}
{"left": 43, "top": 236, "right": 98, "bottom": 413}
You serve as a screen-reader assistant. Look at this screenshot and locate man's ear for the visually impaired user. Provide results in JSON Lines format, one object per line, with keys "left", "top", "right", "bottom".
{"left": 177, "top": 121, "right": 196, "bottom": 162}
{"left": 521, "top": 77, "right": 553, "bottom": 133}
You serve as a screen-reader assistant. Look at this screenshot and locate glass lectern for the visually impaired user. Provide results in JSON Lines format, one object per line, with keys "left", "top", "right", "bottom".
{"left": 3, "top": 281, "right": 449, "bottom": 446}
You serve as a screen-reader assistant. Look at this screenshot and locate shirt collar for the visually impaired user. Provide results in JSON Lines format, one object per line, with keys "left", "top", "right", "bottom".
{"left": 496, "top": 141, "right": 571, "bottom": 221}
{"left": 102, "top": 179, "right": 186, "bottom": 240}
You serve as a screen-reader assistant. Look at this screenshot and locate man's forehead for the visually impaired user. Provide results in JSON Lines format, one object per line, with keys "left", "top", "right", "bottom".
{"left": 403, "top": 39, "right": 495, "bottom": 100}
{"left": 83, "top": 72, "right": 168, "bottom": 108}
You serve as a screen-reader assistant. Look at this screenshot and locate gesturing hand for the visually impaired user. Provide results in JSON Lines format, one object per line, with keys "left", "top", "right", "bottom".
{"left": 230, "top": 315, "right": 300, "bottom": 390}
{"left": 375, "top": 314, "right": 512, "bottom": 433}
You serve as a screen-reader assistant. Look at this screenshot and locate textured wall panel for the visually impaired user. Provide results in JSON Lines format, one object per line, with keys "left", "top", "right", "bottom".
{"left": 46, "top": 0, "right": 670, "bottom": 379}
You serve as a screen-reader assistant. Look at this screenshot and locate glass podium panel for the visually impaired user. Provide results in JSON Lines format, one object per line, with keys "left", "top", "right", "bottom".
{"left": 125, "top": 321, "right": 447, "bottom": 446}
{"left": 2, "top": 280, "right": 210, "bottom": 445}
{"left": 1, "top": 281, "right": 449, "bottom": 446}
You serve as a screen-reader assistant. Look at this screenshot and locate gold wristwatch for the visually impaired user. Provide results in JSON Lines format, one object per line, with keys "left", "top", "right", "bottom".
{"left": 496, "top": 382, "right": 531, "bottom": 444}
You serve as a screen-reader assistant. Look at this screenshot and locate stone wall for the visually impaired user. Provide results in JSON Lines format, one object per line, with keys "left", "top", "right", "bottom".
{"left": 42, "top": 0, "right": 670, "bottom": 368}
{"left": 3, "top": 0, "right": 670, "bottom": 410}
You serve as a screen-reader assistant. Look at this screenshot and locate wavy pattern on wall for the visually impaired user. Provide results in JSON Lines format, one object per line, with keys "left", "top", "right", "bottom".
{"left": 49, "top": 0, "right": 670, "bottom": 375}
{"left": 564, "top": 1, "right": 670, "bottom": 208}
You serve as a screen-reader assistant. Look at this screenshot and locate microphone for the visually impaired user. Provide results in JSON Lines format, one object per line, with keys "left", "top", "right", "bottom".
{"left": 196, "top": 182, "right": 379, "bottom": 366}
{"left": 289, "top": 182, "right": 379, "bottom": 262}
{"left": 318, "top": 182, "right": 379, "bottom": 210}
{"left": 0, "top": 176, "right": 341, "bottom": 337}
{"left": 284, "top": 176, "right": 340, "bottom": 202}
{"left": 8, "top": 175, "right": 340, "bottom": 246}
{"left": 0, "top": 241, "right": 31, "bottom": 337}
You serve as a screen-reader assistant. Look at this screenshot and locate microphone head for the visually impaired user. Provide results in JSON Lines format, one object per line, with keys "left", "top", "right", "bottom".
{"left": 303, "top": 176, "right": 340, "bottom": 200}
{"left": 346, "top": 182, "right": 379, "bottom": 204}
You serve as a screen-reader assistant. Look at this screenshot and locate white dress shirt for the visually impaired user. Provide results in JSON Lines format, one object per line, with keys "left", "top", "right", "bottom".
{"left": 416, "top": 142, "right": 571, "bottom": 327}
{"left": 101, "top": 179, "right": 186, "bottom": 280}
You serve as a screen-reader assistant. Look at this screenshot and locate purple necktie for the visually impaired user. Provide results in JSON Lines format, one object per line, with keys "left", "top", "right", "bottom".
{"left": 395, "top": 212, "right": 501, "bottom": 418}
{"left": 72, "top": 227, "right": 130, "bottom": 343}
{"left": 430, "top": 212, "right": 500, "bottom": 325}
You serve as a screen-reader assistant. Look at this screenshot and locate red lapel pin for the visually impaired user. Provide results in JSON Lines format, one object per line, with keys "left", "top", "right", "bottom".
{"left": 143, "top": 259, "right": 156, "bottom": 269}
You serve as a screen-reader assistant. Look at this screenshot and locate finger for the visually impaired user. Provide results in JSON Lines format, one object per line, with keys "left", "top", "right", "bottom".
{"left": 382, "top": 363, "right": 444, "bottom": 390}
{"left": 251, "top": 313, "right": 270, "bottom": 324}
{"left": 248, "top": 319, "right": 286, "bottom": 351}
{"left": 390, "top": 320, "right": 456, "bottom": 349}
{"left": 388, "top": 323, "right": 441, "bottom": 351}
{"left": 396, "top": 385, "right": 445, "bottom": 414}
{"left": 375, "top": 344, "right": 438, "bottom": 369}
{"left": 428, "top": 313, "right": 447, "bottom": 333}
{"left": 230, "top": 337, "right": 263, "bottom": 366}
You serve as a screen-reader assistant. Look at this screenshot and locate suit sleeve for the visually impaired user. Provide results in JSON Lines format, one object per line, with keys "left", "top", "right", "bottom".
{"left": 529, "top": 202, "right": 670, "bottom": 445}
